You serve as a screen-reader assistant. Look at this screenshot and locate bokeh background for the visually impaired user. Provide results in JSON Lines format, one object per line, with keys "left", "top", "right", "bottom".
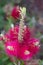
{"left": 0, "top": 0, "right": 43, "bottom": 65}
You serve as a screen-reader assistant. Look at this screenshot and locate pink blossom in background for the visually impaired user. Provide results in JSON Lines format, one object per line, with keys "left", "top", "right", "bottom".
{"left": 11, "top": 6, "right": 20, "bottom": 19}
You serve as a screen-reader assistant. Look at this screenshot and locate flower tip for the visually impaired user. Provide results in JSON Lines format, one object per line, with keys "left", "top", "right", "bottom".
{"left": 11, "top": 24, "right": 14, "bottom": 28}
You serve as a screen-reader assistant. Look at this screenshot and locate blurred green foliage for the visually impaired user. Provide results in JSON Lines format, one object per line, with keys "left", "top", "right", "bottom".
{"left": 0, "top": 0, "right": 43, "bottom": 65}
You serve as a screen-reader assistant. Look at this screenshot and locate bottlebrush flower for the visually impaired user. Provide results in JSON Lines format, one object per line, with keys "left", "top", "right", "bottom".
{"left": 11, "top": 6, "right": 20, "bottom": 19}
{"left": 5, "top": 40, "right": 20, "bottom": 57}
{"left": 4, "top": 26, "right": 40, "bottom": 61}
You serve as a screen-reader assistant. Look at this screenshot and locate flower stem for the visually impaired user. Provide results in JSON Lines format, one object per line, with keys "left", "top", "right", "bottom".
{"left": 18, "top": 61, "right": 21, "bottom": 65}
{"left": 18, "top": 18, "right": 24, "bottom": 42}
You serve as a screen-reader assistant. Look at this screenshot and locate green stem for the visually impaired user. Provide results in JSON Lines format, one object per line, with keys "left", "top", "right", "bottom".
{"left": 18, "top": 61, "right": 20, "bottom": 65}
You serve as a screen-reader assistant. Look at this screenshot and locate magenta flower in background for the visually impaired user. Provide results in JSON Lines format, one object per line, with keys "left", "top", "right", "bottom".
{"left": 11, "top": 6, "right": 20, "bottom": 19}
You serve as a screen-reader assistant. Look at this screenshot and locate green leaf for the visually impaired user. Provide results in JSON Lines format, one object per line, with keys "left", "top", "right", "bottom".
{"left": 0, "top": 41, "right": 4, "bottom": 50}
{"left": 39, "top": 60, "right": 43, "bottom": 65}
{"left": 0, "top": 0, "right": 7, "bottom": 7}
{"left": 41, "top": 38, "right": 43, "bottom": 43}
{"left": 7, "top": 63, "right": 13, "bottom": 65}
{"left": 0, "top": 8, "right": 5, "bottom": 15}
{"left": 0, "top": 16, "right": 6, "bottom": 30}
{"left": 35, "top": 32, "right": 42, "bottom": 38}
{"left": 20, "top": 61, "right": 24, "bottom": 65}
{"left": 5, "top": 17, "right": 12, "bottom": 31}
{"left": 29, "top": 22, "right": 33, "bottom": 28}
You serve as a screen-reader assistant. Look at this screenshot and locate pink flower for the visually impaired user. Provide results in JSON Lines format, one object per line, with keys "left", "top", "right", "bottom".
{"left": 0, "top": 36, "right": 3, "bottom": 41}
{"left": 9, "top": 25, "right": 19, "bottom": 40}
{"left": 5, "top": 25, "right": 31, "bottom": 42}
{"left": 11, "top": 6, "right": 20, "bottom": 19}
{"left": 28, "top": 38, "right": 40, "bottom": 54}
{"left": 19, "top": 38, "right": 40, "bottom": 61}
{"left": 19, "top": 45, "right": 33, "bottom": 61}
{"left": 23, "top": 26, "right": 31, "bottom": 41}
{"left": 5, "top": 25, "right": 19, "bottom": 41}
{"left": 5, "top": 40, "right": 20, "bottom": 57}
{"left": 4, "top": 26, "right": 40, "bottom": 61}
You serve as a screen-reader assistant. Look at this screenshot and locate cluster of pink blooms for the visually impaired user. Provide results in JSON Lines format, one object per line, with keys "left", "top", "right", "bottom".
{"left": 2, "top": 25, "right": 40, "bottom": 61}
{"left": 0, "top": 6, "right": 40, "bottom": 61}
